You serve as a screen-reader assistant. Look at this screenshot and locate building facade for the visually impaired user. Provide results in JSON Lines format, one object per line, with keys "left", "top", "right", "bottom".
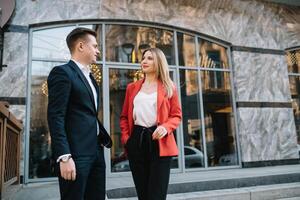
{"left": 0, "top": 0, "right": 299, "bottom": 184}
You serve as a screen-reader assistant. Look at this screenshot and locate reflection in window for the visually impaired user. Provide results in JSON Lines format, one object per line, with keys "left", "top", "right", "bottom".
{"left": 201, "top": 70, "right": 230, "bottom": 91}
{"left": 29, "top": 62, "right": 103, "bottom": 178}
{"left": 32, "top": 26, "right": 75, "bottom": 60}
{"left": 32, "top": 25, "right": 102, "bottom": 61}
{"left": 199, "top": 39, "right": 229, "bottom": 69}
{"left": 106, "top": 25, "right": 175, "bottom": 64}
{"left": 179, "top": 69, "right": 205, "bottom": 168}
{"left": 177, "top": 33, "right": 196, "bottom": 67}
{"left": 110, "top": 69, "right": 142, "bottom": 173}
{"left": 287, "top": 50, "right": 300, "bottom": 74}
{"left": 289, "top": 76, "right": 300, "bottom": 148}
{"left": 201, "top": 71, "right": 237, "bottom": 166}
{"left": 287, "top": 49, "right": 300, "bottom": 155}
{"left": 29, "top": 61, "right": 64, "bottom": 178}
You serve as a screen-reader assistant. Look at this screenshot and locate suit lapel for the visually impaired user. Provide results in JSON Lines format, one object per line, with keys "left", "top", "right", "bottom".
{"left": 68, "top": 60, "right": 96, "bottom": 112}
{"left": 90, "top": 74, "right": 100, "bottom": 112}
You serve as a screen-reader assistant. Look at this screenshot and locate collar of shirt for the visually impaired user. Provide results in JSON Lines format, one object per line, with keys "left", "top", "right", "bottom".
{"left": 71, "top": 59, "right": 91, "bottom": 76}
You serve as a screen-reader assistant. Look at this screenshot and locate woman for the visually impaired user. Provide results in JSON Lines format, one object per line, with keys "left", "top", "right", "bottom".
{"left": 120, "top": 48, "right": 182, "bottom": 200}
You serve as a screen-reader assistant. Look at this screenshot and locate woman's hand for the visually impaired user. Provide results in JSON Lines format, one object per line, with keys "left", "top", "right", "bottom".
{"left": 152, "top": 126, "right": 168, "bottom": 140}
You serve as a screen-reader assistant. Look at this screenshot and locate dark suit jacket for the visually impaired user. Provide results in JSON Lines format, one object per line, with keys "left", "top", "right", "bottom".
{"left": 47, "top": 60, "right": 112, "bottom": 161}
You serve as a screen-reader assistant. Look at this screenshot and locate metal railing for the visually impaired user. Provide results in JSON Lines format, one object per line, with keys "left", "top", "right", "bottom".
{"left": 0, "top": 101, "right": 22, "bottom": 197}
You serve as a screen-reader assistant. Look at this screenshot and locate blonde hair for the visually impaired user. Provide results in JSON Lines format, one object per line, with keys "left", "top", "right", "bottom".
{"left": 142, "top": 48, "right": 174, "bottom": 98}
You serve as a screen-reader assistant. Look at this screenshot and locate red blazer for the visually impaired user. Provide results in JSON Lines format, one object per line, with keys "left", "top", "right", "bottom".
{"left": 120, "top": 79, "right": 182, "bottom": 157}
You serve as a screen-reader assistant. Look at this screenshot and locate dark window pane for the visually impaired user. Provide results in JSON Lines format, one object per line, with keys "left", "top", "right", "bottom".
{"left": 179, "top": 69, "right": 205, "bottom": 169}
{"left": 110, "top": 68, "right": 143, "bottom": 173}
{"left": 289, "top": 76, "right": 300, "bottom": 156}
{"left": 29, "top": 61, "right": 63, "bottom": 178}
{"left": 199, "top": 39, "right": 229, "bottom": 69}
{"left": 287, "top": 50, "right": 300, "bottom": 74}
{"left": 177, "top": 32, "right": 196, "bottom": 67}
{"left": 201, "top": 71, "right": 238, "bottom": 167}
{"left": 106, "top": 25, "right": 175, "bottom": 64}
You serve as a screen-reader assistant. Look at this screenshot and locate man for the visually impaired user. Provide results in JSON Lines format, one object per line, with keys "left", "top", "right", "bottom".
{"left": 47, "top": 27, "right": 112, "bottom": 200}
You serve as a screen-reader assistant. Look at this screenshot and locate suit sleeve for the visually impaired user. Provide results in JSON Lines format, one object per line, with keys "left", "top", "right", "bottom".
{"left": 161, "top": 86, "right": 182, "bottom": 134}
{"left": 47, "top": 66, "right": 72, "bottom": 160}
{"left": 120, "top": 84, "right": 131, "bottom": 145}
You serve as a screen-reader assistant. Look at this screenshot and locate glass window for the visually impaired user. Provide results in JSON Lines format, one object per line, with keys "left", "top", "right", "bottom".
{"left": 179, "top": 69, "right": 205, "bottom": 169}
{"left": 287, "top": 49, "right": 300, "bottom": 157}
{"left": 29, "top": 61, "right": 64, "bottom": 178}
{"left": 32, "top": 26, "right": 75, "bottom": 60}
{"left": 287, "top": 50, "right": 300, "bottom": 74}
{"left": 201, "top": 71, "right": 238, "bottom": 166}
{"left": 28, "top": 23, "right": 239, "bottom": 180}
{"left": 105, "top": 25, "right": 175, "bottom": 64}
{"left": 32, "top": 25, "right": 102, "bottom": 61}
{"left": 289, "top": 76, "right": 300, "bottom": 147}
{"left": 177, "top": 32, "right": 196, "bottom": 67}
{"left": 110, "top": 68, "right": 143, "bottom": 173}
{"left": 198, "top": 39, "right": 229, "bottom": 69}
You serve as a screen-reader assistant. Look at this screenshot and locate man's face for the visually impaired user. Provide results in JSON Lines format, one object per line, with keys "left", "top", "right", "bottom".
{"left": 82, "top": 34, "right": 100, "bottom": 64}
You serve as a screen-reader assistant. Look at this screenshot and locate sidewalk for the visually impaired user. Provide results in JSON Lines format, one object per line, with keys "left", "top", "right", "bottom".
{"left": 5, "top": 182, "right": 300, "bottom": 200}
{"left": 111, "top": 182, "right": 300, "bottom": 200}
{"left": 3, "top": 164, "right": 300, "bottom": 200}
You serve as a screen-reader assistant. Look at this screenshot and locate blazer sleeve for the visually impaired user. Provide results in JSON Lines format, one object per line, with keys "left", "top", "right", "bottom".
{"left": 120, "top": 84, "right": 131, "bottom": 145}
{"left": 161, "top": 86, "right": 182, "bottom": 134}
{"left": 47, "top": 66, "right": 71, "bottom": 160}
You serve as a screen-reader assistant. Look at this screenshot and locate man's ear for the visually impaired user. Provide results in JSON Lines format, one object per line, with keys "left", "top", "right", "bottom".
{"left": 77, "top": 41, "right": 84, "bottom": 52}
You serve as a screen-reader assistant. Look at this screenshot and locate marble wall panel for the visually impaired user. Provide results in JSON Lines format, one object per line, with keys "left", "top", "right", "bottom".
{"left": 10, "top": 0, "right": 101, "bottom": 26}
{"left": 1, "top": 32, "right": 28, "bottom": 97}
{"left": 232, "top": 51, "right": 291, "bottom": 102}
{"left": 100, "top": 0, "right": 300, "bottom": 49}
{"left": 237, "top": 107, "right": 299, "bottom": 162}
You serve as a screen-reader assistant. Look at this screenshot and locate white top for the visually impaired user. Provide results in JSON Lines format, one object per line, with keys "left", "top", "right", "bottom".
{"left": 133, "top": 91, "right": 157, "bottom": 127}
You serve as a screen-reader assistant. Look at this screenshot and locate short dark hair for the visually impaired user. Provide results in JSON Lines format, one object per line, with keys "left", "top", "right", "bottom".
{"left": 66, "top": 27, "right": 97, "bottom": 53}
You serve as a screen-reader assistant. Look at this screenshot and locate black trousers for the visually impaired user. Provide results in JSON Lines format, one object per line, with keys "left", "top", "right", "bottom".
{"left": 58, "top": 147, "right": 106, "bottom": 200}
{"left": 126, "top": 125, "right": 171, "bottom": 200}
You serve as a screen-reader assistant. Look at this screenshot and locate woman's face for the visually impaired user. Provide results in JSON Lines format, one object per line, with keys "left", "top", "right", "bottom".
{"left": 141, "top": 51, "right": 156, "bottom": 75}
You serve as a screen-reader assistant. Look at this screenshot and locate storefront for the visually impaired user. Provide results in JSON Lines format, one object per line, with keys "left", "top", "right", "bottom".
{"left": 26, "top": 21, "right": 239, "bottom": 181}
{"left": 0, "top": 0, "right": 299, "bottom": 184}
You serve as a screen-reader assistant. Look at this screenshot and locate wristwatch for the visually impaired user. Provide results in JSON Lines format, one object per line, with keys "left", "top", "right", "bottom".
{"left": 60, "top": 155, "right": 72, "bottom": 163}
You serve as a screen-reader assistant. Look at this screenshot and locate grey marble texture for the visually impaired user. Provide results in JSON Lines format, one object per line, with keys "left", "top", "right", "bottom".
{"left": 0, "top": 32, "right": 28, "bottom": 97}
{"left": 232, "top": 51, "right": 291, "bottom": 102}
{"left": 100, "top": 0, "right": 300, "bottom": 49}
{"left": 10, "top": 0, "right": 101, "bottom": 26}
{"left": 237, "top": 108, "right": 299, "bottom": 162}
{"left": 7, "top": 0, "right": 300, "bottom": 49}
